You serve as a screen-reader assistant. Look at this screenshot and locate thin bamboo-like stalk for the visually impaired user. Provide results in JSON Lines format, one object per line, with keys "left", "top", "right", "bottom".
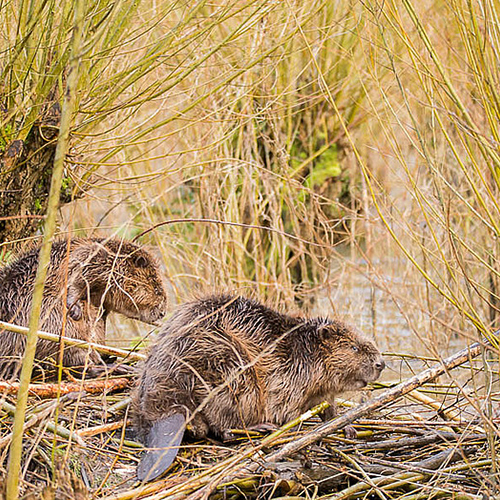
{"left": 0, "top": 320, "right": 145, "bottom": 361}
{"left": 5, "top": 1, "right": 86, "bottom": 497}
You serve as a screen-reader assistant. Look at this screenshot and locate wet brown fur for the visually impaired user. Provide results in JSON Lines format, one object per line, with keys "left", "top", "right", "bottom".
{"left": 132, "top": 294, "right": 384, "bottom": 441}
{"left": 0, "top": 238, "right": 167, "bottom": 377}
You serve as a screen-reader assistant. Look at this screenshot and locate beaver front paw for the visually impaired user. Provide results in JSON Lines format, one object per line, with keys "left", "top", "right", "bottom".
{"left": 343, "top": 425, "right": 358, "bottom": 439}
{"left": 67, "top": 300, "right": 83, "bottom": 321}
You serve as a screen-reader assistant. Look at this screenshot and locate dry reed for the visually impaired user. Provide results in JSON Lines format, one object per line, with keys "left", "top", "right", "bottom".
{"left": 1, "top": 0, "right": 499, "bottom": 497}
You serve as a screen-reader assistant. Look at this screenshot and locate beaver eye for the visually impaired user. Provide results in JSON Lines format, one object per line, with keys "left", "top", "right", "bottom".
{"left": 351, "top": 345, "right": 359, "bottom": 352}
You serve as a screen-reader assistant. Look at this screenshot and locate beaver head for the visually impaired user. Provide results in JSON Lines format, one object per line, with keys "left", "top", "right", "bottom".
{"left": 66, "top": 239, "right": 167, "bottom": 325}
{"left": 316, "top": 320, "right": 385, "bottom": 392}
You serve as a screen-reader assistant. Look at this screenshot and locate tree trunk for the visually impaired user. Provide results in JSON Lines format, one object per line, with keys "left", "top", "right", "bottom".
{"left": 0, "top": 104, "right": 74, "bottom": 246}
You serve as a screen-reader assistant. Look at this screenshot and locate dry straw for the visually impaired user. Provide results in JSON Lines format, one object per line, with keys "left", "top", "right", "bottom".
{"left": 1, "top": 0, "right": 500, "bottom": 497}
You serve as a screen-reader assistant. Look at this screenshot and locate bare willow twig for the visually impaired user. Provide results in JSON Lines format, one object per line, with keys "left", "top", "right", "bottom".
{"left": 133, "top": 218, "right": 329, "bottom": 248}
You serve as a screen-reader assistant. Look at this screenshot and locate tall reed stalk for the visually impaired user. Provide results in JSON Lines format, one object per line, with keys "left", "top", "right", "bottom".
{"left": 5, "top": 0, "right": 85, "bottom": 497}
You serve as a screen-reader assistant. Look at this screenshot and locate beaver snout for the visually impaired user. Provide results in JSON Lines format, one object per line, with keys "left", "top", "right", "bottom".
{"left": 141, "top": 304, "right": 167, "bottom": 325}
{"left": 357, "top": 356, "right": 385, "bottom": 387}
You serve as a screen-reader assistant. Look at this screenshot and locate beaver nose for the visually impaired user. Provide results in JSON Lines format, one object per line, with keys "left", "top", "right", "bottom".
{"left": 153, "top": 308, "right": 166, "bottom": 323}
{"left": 375, "top": 359, "right": 385, "bottom": 371}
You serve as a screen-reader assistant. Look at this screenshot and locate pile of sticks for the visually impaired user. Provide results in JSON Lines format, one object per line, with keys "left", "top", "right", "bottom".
{"left": 0, "top": 334, "right": 498, "bottom": 499}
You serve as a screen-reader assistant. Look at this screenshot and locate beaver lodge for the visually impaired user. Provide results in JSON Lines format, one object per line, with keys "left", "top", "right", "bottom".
{"left": 0, "top": 327, "right": 496, "bottom": 500}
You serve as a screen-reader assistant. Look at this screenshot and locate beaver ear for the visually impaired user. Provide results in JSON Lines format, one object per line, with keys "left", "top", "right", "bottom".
{"left": 133, "top": 254, "right": 149, "bottom": 268}
{"left": 317, "top": 324, "right": 333, "bottom": 339}
{"left": 67, "top": 300, "right": 83, "bottom": 321}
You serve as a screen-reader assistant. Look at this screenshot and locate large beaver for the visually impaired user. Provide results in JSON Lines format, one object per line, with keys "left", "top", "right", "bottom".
{"left": 132, "top": 294, "right": 385, "bottom": 481}
{"left": 0, "top": 238, "right": 167, "bottom": 378}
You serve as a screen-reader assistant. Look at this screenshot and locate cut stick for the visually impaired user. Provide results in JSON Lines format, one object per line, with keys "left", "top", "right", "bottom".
{"left": 249, "top": 335, "right": 494, "bottom": 471}
{"left": 0, "top": 377, "right": 129, "bottom": 398}
{"left": 407, "top": 389, "right": 462, "bottom": 421}
{"left": 76, "top": 420, "right": 125, "bottom": 438}
{"left": 0, "top": 320, "right": 145, "bottom": 361}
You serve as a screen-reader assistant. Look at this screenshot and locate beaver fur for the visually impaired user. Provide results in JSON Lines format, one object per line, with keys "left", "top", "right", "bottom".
{"left": 132, "top": 294, "right": 385, "bottom": 480}
{"left": 0, "top": 238, "right": 167, "bottom": 378}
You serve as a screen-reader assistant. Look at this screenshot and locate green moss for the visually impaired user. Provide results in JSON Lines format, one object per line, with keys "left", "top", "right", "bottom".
{"left": 294, "top": 144, "right": 342, "bottom": 204}
{"left": 304, "top": 145, "right": 341, "bottom": 189}
{"left": 0, "top": 123, "right": 14, "bottom": 153}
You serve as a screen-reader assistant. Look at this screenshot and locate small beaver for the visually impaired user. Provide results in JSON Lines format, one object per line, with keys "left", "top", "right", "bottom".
{"left": 0, "top": 238, "right": 167, "bottom": 378}
{"left": 132, "top": 294, "right": 385, "bottom": 481}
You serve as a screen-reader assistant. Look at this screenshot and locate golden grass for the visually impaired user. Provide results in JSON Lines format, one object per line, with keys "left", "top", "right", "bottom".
{"left": 1, "top": 0, "right": 500, "bottom": 496}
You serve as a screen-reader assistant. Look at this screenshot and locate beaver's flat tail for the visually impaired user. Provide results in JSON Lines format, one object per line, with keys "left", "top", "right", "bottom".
{"left": 137, "top": 413, "right": 186, "bottom": 482}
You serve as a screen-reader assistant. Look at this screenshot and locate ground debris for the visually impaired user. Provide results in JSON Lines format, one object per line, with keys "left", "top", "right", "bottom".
{"left": 0, "top": 345, "right": 498, "bottom": 499}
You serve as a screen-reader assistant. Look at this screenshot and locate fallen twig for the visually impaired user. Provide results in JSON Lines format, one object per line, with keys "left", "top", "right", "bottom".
{"left": 357, "top": 446, "right": 478, "bottom": 476}
{"left": 324, "top": 447, "right": 476, "bottom": 500}
{"left": 338, "top": 430, "right": 486, "bottom": 451}
{"left": 0, "top": 396, "right": 85, "bottom": 447}
{"left": 0, "top": 320, "right": 146, "bottom": 361}
{"left": 254, "top": 336, "right": 492, "bottom": 469}
{"left": 76, "top": 420, "right": 125, "bottom": 438}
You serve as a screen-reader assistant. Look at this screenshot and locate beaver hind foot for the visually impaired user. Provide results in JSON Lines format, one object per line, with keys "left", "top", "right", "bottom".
{"left": 137, "top": 413, "right": 186, "bottom": 482}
